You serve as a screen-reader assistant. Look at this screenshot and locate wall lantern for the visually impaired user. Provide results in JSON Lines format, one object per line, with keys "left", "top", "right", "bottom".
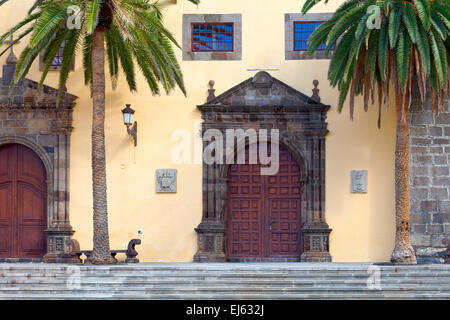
{"left": 122, "top": 104, "right": 137, "bottom": 147}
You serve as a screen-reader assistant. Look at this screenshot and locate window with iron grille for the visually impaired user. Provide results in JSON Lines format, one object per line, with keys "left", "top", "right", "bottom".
{"left": 51, "top": 42, "right": 65, "bottom": 67}
{"left": 294, "top": 22, "right": 329, "bottom": 51}
{"left": 39, "top": 40, "right": 74, "bottom": 71}
{"left": 191, "top": 23, "right": 233, "bottom": 52}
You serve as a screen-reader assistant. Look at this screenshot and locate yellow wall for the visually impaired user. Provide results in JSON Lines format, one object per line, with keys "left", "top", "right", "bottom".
{"left": 0, "top": 0, "right": 397, "bottom": 262}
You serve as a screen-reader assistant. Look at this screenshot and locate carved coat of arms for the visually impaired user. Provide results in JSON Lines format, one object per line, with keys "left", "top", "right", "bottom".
{"left": 156, "top": 169, "right": 177, "bottom": 193}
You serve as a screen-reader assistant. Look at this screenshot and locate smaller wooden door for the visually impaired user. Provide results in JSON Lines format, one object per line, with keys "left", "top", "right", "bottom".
{"left": 0, "top": 144, "right": 47, "bottom": 258}
{"left": 227, "top": 144, "right": 302, "bottom": 259}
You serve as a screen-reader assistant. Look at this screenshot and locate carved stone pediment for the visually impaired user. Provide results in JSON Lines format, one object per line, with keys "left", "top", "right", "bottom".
{"left": 202, "top": 71, "right": 327, "bottom": 108}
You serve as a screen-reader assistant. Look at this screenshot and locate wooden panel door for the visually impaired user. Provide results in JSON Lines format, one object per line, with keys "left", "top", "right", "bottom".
{"left": 266, "top": 148, "right": 302, "bottom": 257}
{"left": 0, "top": 144, "right": 47, "bottom": 258}
{"left": 0, "top": 146, "right": 14, "bottom": 257}
{"left": 227, "top": 144, "right": 302, "bottom": 259}
{"left": 227, "top": 159, "right": 264, "bottom": 258}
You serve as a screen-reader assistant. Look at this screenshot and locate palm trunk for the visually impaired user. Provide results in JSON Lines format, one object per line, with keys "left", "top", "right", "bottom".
{"left": 390, "top": 105, "right": 417, "bottom": 264}
{"left": 89, "top": 28, "right": 115, "bottom": 265}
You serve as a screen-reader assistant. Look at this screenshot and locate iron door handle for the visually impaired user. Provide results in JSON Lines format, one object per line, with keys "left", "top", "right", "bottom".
{"left": 269, "top": 220, "right": 276, "bottom": 230}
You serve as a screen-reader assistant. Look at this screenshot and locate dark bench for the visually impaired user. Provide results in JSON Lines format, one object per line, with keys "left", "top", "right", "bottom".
{"left": 443, "top": 238, "right": 450, "bottom": 264}
{"left": 75, "top": 239, "right": 141, "bottom": 264}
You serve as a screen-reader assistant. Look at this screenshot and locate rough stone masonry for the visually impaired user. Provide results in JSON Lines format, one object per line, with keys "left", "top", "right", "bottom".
{"left": 410, "top": 84, "right": 450, "bottom": 264}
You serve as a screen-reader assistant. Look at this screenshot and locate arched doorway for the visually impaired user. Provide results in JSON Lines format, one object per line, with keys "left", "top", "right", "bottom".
{"left": 194, "top": 72, "right": 332, "bottom": 263}
{"left": 0, "top": 144, "right": 47, "bottom": 258}
{"left": 227, "top": 143, "right": 302, "bottom": 260}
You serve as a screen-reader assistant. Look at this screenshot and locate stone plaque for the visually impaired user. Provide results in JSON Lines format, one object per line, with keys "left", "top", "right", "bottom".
{"left": 351, "top": 170, "right": 368, "bottom": 193}
{"left": 156, "top": 169, "right": 177, "bottom": 193}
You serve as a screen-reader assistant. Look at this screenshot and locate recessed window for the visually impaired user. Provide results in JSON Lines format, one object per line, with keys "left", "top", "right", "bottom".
{"left": 51, "top": 41, "right": 65, "bottom": 67}
{"left": 294, "top": 22, "right": 327, "bottom": 51}
{"left": 192, "top": 23, "right": 233, "bottom": 52}
{"left": 183, "top": 14, "right": 242, "bottom": 61}
{"left": 39, "top": 40, "right": 74, "bottom": 71}
{"left": 285, "top": 13, "right": 334, "bottom": 60}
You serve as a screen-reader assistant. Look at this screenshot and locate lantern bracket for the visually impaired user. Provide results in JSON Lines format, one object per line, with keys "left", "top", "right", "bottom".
{"left": 126, "top": 121, "right": 137, "bottom": 147}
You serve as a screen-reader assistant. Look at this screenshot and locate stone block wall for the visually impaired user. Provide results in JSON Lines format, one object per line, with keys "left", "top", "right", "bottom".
{"left": 410, "top": 90, "right": 449, "bottom": 264}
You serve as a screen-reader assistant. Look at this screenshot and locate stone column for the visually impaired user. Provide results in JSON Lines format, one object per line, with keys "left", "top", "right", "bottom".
{"left": 194, "top": 125, "right": 227, "bottom": 262}
{"left": 301, "top": 132, "right": 332, "bottom": 262}
{"left": 44, "top": 116, "right": 78, "bottom": 263}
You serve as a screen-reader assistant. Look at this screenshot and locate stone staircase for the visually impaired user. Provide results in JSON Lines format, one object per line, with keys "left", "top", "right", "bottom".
{"left": 0, "top": 263, "right": 449, "bottom": 299}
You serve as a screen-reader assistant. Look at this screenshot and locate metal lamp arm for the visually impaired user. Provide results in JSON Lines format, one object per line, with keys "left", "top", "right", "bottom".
{"left": 126, "top": 122, "right": 137, "bottom": 147}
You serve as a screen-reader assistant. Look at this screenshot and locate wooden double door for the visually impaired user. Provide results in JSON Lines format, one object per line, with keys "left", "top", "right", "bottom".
{"left": 0, "top": 144, "right": 47, "bottom": 258}
{"left": 227, "top": 144, "right": 302, "bottom": 259}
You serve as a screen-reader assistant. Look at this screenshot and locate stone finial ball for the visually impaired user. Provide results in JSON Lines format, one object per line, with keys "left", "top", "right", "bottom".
{"left": 313, "top": 80, "right": 319, "bottom": 87}
{"left": 209, "top": 80, "right": 215, "bottom": 88}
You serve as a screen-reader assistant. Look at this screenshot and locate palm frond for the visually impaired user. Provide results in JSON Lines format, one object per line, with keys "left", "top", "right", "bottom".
{"left": 28, "top": 0, "right": 45, "bottom": 14}
{"left": 395, "top": 27, "right": 411, "bottom": 92}
{"left": 105, "top": 29, "right": 119, "bottom": 89}
{"left": 429, "top": 27, "right": 447, "bottom": 86}
{"left": 431, "top": 10, "right": 448, "bottom": 39}
{"left": 83, "top": 32, "right": 93, "bottom": 88}
{"left": 0, "top": 12, "right": 40, "bottom": 47}
{"left": 86, "top": 0, "right": 101, "bottom": 34}
{"left": 378, "top": 17, "right": 389, "bottom": 79}
{"left": 413, "top": 0, "right": 431, "bottom": 30}
{"left": 402, "top": 2, "right": 419, "bottom": 43}
{"left": 56, "top": 28, "right": 82, "bottom": 106}
{"left": 305, "top": 0, "right": 449, "bottom": 121}
{"left": 38, "top": 29, "right": 69, "bottom": 92}
{"left": 389, "top": 5, "right": 401, "bottom": 47}
{"left": 0, "top": 26, "right": 34, "bottom": 56}
{"left": 109, "top": 24, "right": 137, "bottom": 92}
{"left": 416, "top": 18, "right": 431, "bottom": 74}
{"left": 0, "top": 0, "right": 200, "bottom": 101}
{"left": 29, "top": 5, "right": 68, "bottom": 47}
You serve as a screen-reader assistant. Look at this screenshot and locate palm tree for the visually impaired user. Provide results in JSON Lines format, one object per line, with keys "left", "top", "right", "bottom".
{"left": 302, "top": 0, "right": 449, "bottom": 264}
{"left": 0, "top": 0, "right": 200, "bottom": 264}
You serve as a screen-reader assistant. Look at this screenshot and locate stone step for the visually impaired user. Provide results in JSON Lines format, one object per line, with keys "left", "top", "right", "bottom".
{"left": 1, "top": 282, "right": 449, "bottom": 291}
{"left": 1, "top": 291, "right": 450, "bottom": 300}
{"left": 1, "top": 295, "right": 449, "bottom": 300}
{"left": 2, "top": 265, "right": 448, "bottom": 271}
{"left": 2, "top": 265, "right": 448, "bottom": 270}
{"left": 1, "top": 263, "right": 449, "bottom": 300}
{"left": 3, "top": 274, "right": 450, "bottom": 283}
{"left": 2, "top": 286, "right": 449, "bottom": 293}
{"left": 3, "top": 270, "right": 450, "bottom": 276}
{"left": 2, "top": 277, "right": 450, "bottom": 285}
{"left": 2, "top": 263, "right": 449, "bottom": 271}
{"left": 2, "top": 272, "right": 448, "bottom": 279}
{"left": 2, "top": 278, "right": 450, "bottom": 285}
{"left": 2, "top": 276, "right": 450, "bottom": 284}
{"left": 0, "top": 290, "right": 449, "bottom": 299}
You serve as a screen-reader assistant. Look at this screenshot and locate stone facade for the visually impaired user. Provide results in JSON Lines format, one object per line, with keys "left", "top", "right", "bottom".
{"left": 194, "top": 71, "right": 332, "bottom": 262}
{"left": 0, "top": 69, "right": 78, "bottom": 263}
{"left": 410, "top": 84, "right": 450, "bottom": 264}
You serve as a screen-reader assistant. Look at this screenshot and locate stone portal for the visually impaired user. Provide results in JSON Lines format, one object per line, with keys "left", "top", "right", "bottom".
{"left": 194, "top": 72, "right": 332, "bottom": 262}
